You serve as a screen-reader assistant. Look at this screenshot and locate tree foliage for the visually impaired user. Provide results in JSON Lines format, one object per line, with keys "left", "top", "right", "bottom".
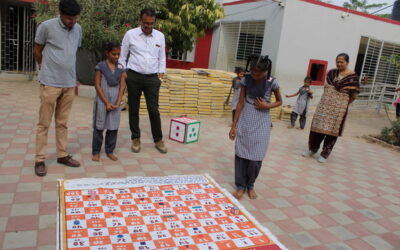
{"left": 343, "top": 0, "right": 387, "bottom": 13}
{"left": 157, "top": 0, "right": 224, "bottom": 53}
{"left": 34, "top": 0, "right": 163, "bottom": 51}
{"left": 377, "top": 13, "right": 391, "bottom": 19}
{"left": 381, "top": 55, "right": 400, "bottom": 72}
{"left": 33, "top": 0, "right": 224, "bottom": 53}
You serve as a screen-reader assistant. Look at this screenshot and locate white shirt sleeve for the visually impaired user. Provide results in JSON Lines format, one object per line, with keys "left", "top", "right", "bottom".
{"left": 119, "top": 31, "right": 130, "bottom": 68}
{"left": 158, "top": 33, "right": 166, "bottom": 73}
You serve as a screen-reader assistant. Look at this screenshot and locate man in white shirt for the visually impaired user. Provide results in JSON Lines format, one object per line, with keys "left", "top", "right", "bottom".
{"left": 119, "top": 8, "right": 167, "bottom": 154}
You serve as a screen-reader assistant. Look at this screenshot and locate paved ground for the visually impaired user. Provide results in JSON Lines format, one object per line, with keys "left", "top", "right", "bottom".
{"left": 0, "top": 78, "right": 399, "bottom": 250}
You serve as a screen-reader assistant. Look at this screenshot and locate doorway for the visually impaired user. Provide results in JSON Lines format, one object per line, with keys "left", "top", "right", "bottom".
{"left": 0, "top": 3, "right": 35, "bottom": 73}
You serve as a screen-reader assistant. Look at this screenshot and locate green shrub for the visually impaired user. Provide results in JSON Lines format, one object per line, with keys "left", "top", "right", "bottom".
{"left": 391, "top": 120, "right": 400, "bottom": 145}
{"left": 380, "top": 127, "right": 391, "bottom": 142}
{"left": 380, "top": 120, "right": 400, "bottom": 146}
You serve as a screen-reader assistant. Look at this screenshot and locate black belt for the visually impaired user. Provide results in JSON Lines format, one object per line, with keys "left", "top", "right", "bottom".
{"left": 129, "top": 69, "right": 157, "bottom": 77}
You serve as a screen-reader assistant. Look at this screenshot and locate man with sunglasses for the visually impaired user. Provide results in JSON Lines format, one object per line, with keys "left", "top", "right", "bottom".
{"left": 120, "top": 8, "right": 167, "bottom": 154}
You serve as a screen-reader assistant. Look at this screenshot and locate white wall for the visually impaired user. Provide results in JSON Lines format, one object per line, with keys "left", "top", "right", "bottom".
{"left": 276, "top": 0, "right": 400, "bottom": 105}
{"left": 209, "top": 24, "right": 222, "bottom": 69}
{"left": 208, "top": 1, "right": 286, "bottom": 72}
{"left": 209, "top": 0, "right": 400, "bottom": 106}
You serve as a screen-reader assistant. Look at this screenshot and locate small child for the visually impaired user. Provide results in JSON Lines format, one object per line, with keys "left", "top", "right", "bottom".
{"left": 229, "top": 55, "right": 282, "bottom": 200}
{"left": 285, "top": 76, "right": 313, "bottom": 129}
{"left": 394, "top": 88, "right": 400, "bottom": 120}
{"left": 231, "top": 67, "right": 246, "bottom": 121}
{"left": 92, "top": 42, "right": 126, "bottom": 161}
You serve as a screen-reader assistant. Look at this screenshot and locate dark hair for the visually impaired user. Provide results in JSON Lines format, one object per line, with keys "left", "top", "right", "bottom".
{"left": 59, "top": 0, "right": 81, "bottom": 16}
{"left": 140, "top": 8, "right": 156, "bottom": 18}
{"left": 246, "top": 54, "right": 272, "bottom": 79}
{"left": 336, "top": 53, "right": 349, "bottom": 63}
{"left": 104, "top": 41, "right": 120, "bottom": 52}
{"left": 304, "top": 76, "right": 312, "bottom": 82}
{"left": 234, "top": 67, "right": 245, "bottom": 74}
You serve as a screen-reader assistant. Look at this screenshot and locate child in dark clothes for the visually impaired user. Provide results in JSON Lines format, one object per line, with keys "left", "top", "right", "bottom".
{"left": 285, "top": 76, "right": 313, "bottom": 129}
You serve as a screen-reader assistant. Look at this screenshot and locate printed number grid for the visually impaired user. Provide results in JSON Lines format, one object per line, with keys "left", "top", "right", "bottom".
{"left": 62, "top": 183, "right": 280, "bottom": 250}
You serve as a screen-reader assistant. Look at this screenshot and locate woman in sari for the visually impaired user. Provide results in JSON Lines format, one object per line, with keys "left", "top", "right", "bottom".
{"left": 302, "top": 53, "right": 360, "bottom": 163}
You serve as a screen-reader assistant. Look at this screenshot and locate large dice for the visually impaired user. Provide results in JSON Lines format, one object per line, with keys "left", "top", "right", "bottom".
{"left": 169, "top": 117, "right": 201, "bottom": 144}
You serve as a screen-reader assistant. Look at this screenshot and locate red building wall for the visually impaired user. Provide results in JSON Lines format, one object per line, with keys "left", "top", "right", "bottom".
{"left": 166, "top": 29, "right": 213, "bottom": 70}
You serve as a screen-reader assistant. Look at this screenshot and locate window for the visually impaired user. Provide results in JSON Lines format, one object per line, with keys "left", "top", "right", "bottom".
{"left": 168, "top": 45, "right": 196, "bottom": 62}
{"left": 217, "top": 21, "right": 265, "bottom": 71}
{"left": 307, "top": 59, "right": 328, "bottom": 85}
{"left": 236, "top": 33, "right": 263, "bottom": 60}
{"left": 169, "top": 51, "right": 184, "bottom": 61}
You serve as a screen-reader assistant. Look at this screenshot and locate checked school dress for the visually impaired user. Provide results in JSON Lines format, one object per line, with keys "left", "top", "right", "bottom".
{"left": 234, "top": 75, "right": 279, "bottom": 190}
{"left": 235, "top": 76, "right": 279, "bottom": 161}
{"left": 293, "top": 86, "right": 311, "bottom": 115}
{"left": 93, "top": 64, "right": 122, "bottom": 131}
{"left": 92, "top": 62, "right": 124, "bottom": 155}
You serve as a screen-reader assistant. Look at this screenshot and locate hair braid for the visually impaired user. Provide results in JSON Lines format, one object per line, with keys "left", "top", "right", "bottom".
{"left": 246, "top": 54, "right": 272, "bottom": 79}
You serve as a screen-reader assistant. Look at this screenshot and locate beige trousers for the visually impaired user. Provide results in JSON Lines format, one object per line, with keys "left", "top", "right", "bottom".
{"left": 35, "top": 84, "right": 75, "bottom": 162}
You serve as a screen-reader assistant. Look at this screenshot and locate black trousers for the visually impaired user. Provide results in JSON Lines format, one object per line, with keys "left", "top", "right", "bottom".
{"left": 396, "top": 103, "right": 400, "bottom": 119}
{"left": 92, "top": 129, "right": 118, "bottom": 155}
{"left": 126, "top": 70, "right": 162, "bottom": 142}
{"left": 235, "top": 155, "right": 262, "bottom": 190}
{"left": 308, "top": 131, "right": 338, "bottom": 159}
{"left": 290, "top": 110, "right": 307, "bottom": 129}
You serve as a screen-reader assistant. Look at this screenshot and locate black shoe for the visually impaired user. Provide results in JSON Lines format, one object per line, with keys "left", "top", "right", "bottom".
{"left": 57, "top": 155, "right": 80, "bottom": 168}
{"left": 35, "top": 161, "right": 47, "bottom": 176}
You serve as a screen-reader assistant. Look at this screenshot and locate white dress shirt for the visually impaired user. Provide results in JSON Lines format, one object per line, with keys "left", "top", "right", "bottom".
{"left": 119, "top": 27, "right": 166, "bottom": 74}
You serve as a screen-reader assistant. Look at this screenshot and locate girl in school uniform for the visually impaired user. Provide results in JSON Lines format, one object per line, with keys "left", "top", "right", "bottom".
{"left": 285, "top": 76, "right": 313, "bottom": 129}
{"left": 229, "top": 55, "right": 282, "bottom": 200}
{"left": 92, "top": 42, "right": 126, "bottom": 161}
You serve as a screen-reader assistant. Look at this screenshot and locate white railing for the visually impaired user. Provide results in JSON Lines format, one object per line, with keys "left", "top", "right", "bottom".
{"left": 356, "top": 37, "right": 400, "bottom": 112}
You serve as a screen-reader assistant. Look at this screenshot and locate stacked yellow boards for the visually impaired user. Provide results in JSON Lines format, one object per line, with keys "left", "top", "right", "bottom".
{"left": 280, "top": 105, "right": 292, "bottom": 122}
{"left": 198, "top": 78, "right": 212, "bottom": 115}
{"left": 158, "top": 80, "right": 170, "bottom": 115}
{"left": 138, "top": 68, "right": 282, "bottom": 120}
{"left": 168, "top": 74, "right": 186, "bottom": 116}
{"left": 269, "top": 94, "right": 281, "bottom": 121}
{"left": 182, "top": 70, "right": 199, "bottom": 115}
{"left": 189, "top": 69, "right": 232, "bottom": 117}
